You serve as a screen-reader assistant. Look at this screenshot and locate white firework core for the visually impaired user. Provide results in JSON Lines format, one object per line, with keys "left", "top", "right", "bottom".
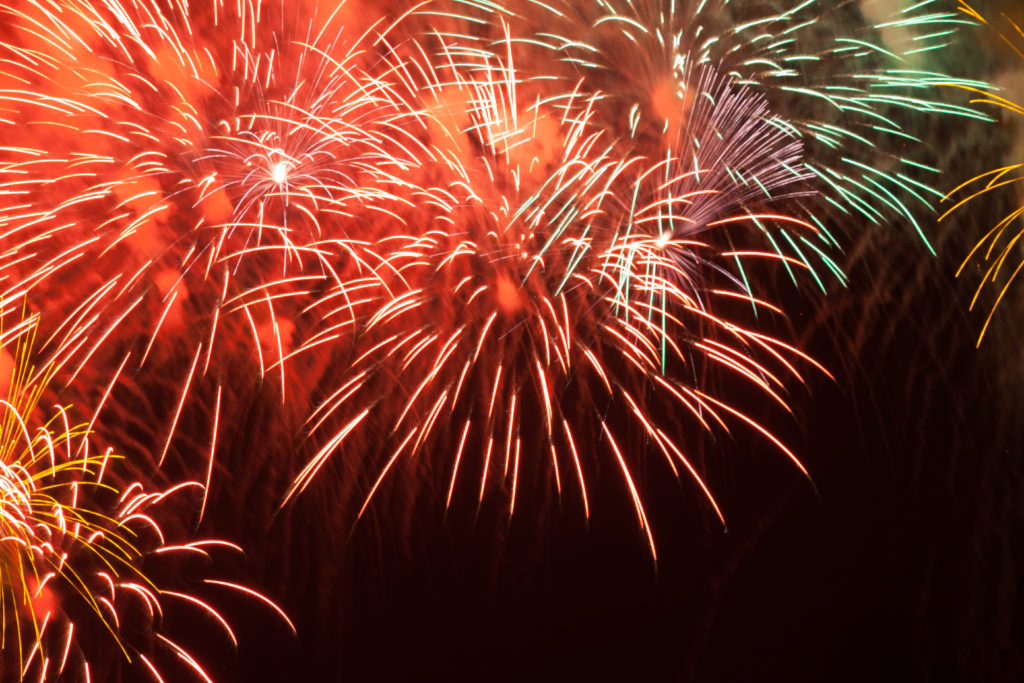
{"left": 271, "top": 159, "right": 290, "bottom": 185}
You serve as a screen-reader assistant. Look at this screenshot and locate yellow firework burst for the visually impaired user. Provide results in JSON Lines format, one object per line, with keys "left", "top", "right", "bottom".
{"left": 0, "top": 317, "right": 293, "bottom": 681}
{"left": 942, "top": 1, "right": 1024, "bottom": 344}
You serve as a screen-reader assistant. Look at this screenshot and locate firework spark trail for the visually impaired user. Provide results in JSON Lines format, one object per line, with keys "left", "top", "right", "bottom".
{"left": 940, "top": 1, "right": 1024, "bottom": 345}
{"left": 0, "top": 324, "right": 293, "bottom": 682}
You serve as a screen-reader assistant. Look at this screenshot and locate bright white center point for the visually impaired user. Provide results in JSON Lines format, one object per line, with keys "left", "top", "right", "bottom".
{"left": 271, "top": 161, "right": 289, "bottom": 185}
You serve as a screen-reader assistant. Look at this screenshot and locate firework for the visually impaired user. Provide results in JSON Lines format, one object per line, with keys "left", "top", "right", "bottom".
{"left": 941, "top": 1, "right": 1024, "bottom": 344}
{"left": 0, "top": 323, "right": 293, "bottom": 681}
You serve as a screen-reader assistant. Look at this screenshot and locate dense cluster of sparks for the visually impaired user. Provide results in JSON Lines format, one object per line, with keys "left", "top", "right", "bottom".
{"left": 0, "top": 0, "right": 997, "bottom": 678}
